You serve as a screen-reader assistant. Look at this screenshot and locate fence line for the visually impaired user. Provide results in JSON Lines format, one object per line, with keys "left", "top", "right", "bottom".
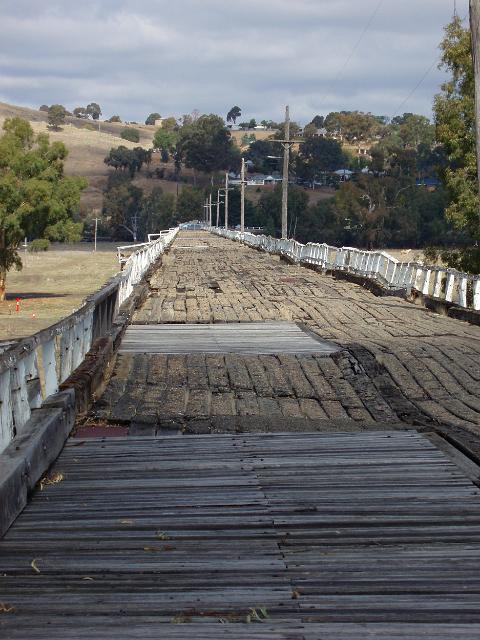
{"left": 210, "top": 228, "right": 480, "bottom": 313}
{"left": 0, "top": 227, "right": 178, "bottom": 452}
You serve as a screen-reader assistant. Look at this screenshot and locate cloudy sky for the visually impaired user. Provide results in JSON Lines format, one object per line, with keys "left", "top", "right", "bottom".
{"left": 0, "top": 0, "right": 470, "bottom": 124}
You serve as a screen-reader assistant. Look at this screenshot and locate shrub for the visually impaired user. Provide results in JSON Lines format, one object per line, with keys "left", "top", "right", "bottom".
{"left": 121, "top": 127, "right": 140, "bottom": 143}
{"left": 28, "top": 238, "right": 50, "bottom": 252}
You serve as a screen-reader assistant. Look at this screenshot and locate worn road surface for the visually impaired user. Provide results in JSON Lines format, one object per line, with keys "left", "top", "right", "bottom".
{"left": 93, "top": 231, "right": 480, "bottom": 438}
{"left": 2, "top": 230, "right": 480, "bottom": 639}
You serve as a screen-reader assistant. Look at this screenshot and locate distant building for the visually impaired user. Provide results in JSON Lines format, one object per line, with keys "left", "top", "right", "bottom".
{"left": 154, "top": 117, "right": 176, "bottom": 128}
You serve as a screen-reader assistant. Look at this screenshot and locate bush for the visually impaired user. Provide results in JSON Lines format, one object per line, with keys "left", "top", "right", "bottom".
{"left": 44, "top": 220, "right": 83, "bottom": 242}
{"left": 121, "top": 127, "right": 140, "bottom": 143}
{"left": 28, "top": 238, "right": 50, "bottom": 252}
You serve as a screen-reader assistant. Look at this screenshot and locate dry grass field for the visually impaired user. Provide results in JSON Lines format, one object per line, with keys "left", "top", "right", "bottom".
{"left": 0, "top": 243, "right": 119, "bottom": 341}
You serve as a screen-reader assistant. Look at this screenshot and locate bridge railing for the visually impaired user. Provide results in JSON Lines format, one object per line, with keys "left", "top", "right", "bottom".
{"left": 0, "top": 227, "right": 178, "bottom": 453}
{"left": 210, "top": 228, "right": 480, "bottom": 312}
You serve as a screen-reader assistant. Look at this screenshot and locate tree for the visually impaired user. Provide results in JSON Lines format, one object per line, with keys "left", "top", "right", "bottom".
{"left": 73, "top": 107, "right": 88, "bottom": 119}
{"left": 161, "top": 117, "right": 177, "bottom": 131}
{"left": 258, "top": 184, "right": 309, "bottom": 234}
{"left": 274, "top": 121, "right": 302, "bottom": 140}
{"left": 47, "top": 104, "right": 67, "bottom": 129}
{"left": 177, "top": 114, "right": 239, "bottom": 174}
{"left": 120, "top": 127, "right": 140, "bottom": 143}
{"left": 153, "top": 128, "right": 178, "bottom": 153}
{"left": 39, "top": 104, "right": 49, "bottom": 112}
{"left": 102, "top": 174, "right": 143, "bottom": 240}
{"left": 86, "top": 102, "right": 102, "bottom": 120}
{"left": 0, "top": 118, "right": 86, "bottom": 299}
{"left": 107, "top": 115, "right": 121, "bottom": 123}
{"left": 140, "top": 186, "right": 175, "bottom": 237}
{"left": 245, "top": 139, "right": 283, "bottom": 173}
{"left": 226, "top": 106, "right": 242, "bottom": 125}
{"left": 303, "top": 123, "right": 318, "bottom": 138}
{"left": 296, "top": 137, "right": 346, "bottom": 180}
{"left": 104, "top": 146, "right": 150, "bottom": 178}
{"left": 176, "top": 187, "right": 203, "bottom": 222}
{"left": 145, "top": 112, "right": 161, "bottom": 125}
{"left": 433, "top": 15, "right": 480, "bottom": 271}
{"left": 311, "top": 115, "right": 325, "bottom": 128}
{"left": 324, "top": 111, "right": 383, "bottom": 141}
{"left": 248, "top": 118, "right": 257, "bottom": 129}
{"left": 391, "top": 113, "right": 435, "bottom": 148}
{"left": 224, "top": 187, "right": 262, "bottom": 229}
{"left": 296, "top": 199, "right": 341, "bottom": 245}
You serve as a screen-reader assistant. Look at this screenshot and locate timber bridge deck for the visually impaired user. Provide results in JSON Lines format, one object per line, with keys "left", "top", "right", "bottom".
{"left": 2, "top": 230, "right": 480, "bottom": 638}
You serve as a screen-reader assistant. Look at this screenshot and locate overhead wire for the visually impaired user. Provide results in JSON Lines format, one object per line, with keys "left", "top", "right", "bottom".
{"left": 318, "top": 0, "right": 385, "bottom": 111}
{"left": 391, "top": 11, "right": 469, "bottom": 118}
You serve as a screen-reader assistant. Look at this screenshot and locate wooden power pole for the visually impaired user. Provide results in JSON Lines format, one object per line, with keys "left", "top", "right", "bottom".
{"left": 470, "top": 0, "right": 480, "bottom": 213}
{"left": 224, "top": 172, "right": 229, "bottom": 230}
{"left": 240, "top": 158, "right": 245, "bottom": 233}
{"left": 281, "top": 106, "right": 290, "bottom": 239}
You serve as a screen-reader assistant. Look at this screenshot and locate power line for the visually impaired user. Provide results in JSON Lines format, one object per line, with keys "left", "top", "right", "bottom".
{"left": 391, "top": 58, "right": 438, "bottom": 118}
{"left": 391, "top": 11, "right": 469, "bottom": 118}
{"left": 318, "top": 0, "right": 385, "bottom": 111}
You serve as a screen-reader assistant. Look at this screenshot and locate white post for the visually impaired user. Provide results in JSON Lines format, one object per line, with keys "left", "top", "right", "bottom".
{"left": 474, "top": 278, "right": 480, "bottom": 310}
{"left": 42, "top": 338, "right": 59, "bottom": 397}
{"left": 0, "top": 370, "right": 14, "bottom": 452}
{"left": 225, "top": 172, "right": 229, "bottom": 230}
{"left": 459, "top": 276, "right": 468, "bottom": 308}
{"left": 422, "top": 269, "right": 431, "bottom": 296}
{"left": 433, "top": 270, "right": 443, "bottom": 298}
{"left": 446, "top": 272, "right": 455, "bottom": 302}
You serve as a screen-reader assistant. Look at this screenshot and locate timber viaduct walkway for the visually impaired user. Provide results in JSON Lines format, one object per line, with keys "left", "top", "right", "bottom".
{"left": 2, "top": 230, "right": 480, "bottom": 638}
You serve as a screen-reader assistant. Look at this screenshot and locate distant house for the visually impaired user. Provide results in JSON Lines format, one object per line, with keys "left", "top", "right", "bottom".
{"left": 154, "top": 117, "right": 176, "bottom": 128}
{"left": 416, "top": 177, "right": 441, "bottom": 190}
{"left": 334, "top": 169, "right": 353, "bottom": 181}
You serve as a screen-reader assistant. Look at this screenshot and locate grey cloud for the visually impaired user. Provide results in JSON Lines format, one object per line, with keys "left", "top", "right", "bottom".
{"left": 0, "top": 0, "right": 470, "bottom": 123}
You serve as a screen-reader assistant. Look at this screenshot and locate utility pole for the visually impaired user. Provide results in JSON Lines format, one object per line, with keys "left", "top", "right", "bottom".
{"left": 240, "top": 157, "right": 246, "bottom": 233}
{"left": 216, "top": 190, "right": 221, "bottom": 227}
{"left": 209, "top": 193, "right": 213, "bottom": 226}
{"left": 470, "top": 0, "right": 480, "bottom": 218}
{"left": 224, "top": 172, "right": 229, "bottom": 230}
{"left": 93, "top": 217, "right": 100, "bottom": 252}
{"left": 281, "top": 105, "right": 290, "bottom": 239}
{"left": 203, "top": 199, "right": 209, "bottom": 224}
{"left": 132, "top": 212, "right": 138, "bottom": 242}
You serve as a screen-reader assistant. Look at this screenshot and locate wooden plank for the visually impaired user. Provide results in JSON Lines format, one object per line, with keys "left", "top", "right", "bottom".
{"left": 119, "top": 322, "right": 340, "bottom": 355}
{"left": 2, "top": 430, "right": 480, "bottom": 637}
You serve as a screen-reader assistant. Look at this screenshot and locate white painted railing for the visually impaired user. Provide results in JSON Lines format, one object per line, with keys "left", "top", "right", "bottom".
{"left": 210, "top": 228, "right": 480, "bottom": 313}
{"left": 0, "top": 227, "right": 178, "bottom": 452}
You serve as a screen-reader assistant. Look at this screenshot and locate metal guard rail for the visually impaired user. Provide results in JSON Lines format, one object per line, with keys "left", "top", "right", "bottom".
{"left": 0, "top": 227, "right": 178, "bottom": 452}
{"left": 209, "top": 227, "right": 480, "bottom": 313}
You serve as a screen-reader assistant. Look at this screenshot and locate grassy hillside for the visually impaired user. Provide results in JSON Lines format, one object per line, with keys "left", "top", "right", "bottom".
{"left": 0, "top": 101, "right": 335, "bottom": 217}
{"left": 0, "top": 102, "right": 156, "bottom": 210}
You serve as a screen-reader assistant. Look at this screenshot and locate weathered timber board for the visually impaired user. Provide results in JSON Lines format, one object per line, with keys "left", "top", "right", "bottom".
{"left": 2, "top": 430, "right": 480, "bottom": 638}
{"left": 119, "top": 322, "right": 340, "bottom": 355}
